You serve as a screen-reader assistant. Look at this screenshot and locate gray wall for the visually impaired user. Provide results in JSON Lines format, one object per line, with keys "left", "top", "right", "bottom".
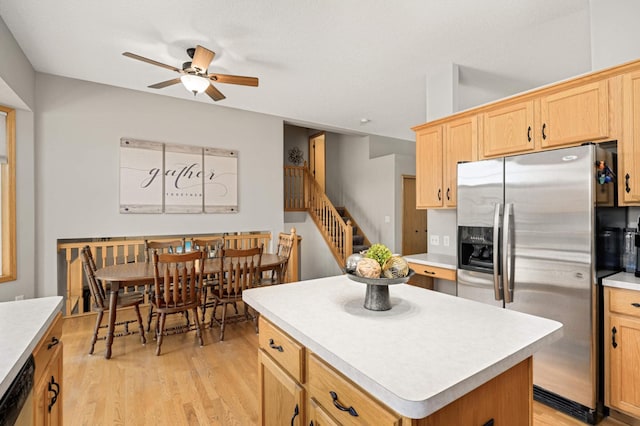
{"left": 0, "top": 16, "right": 37, "bottom": 301}
{"left": 590, "top": 0, "right": 640, "bottom": 71}
{"left": 35, "top": 73, "right": 285, "bottom": 298}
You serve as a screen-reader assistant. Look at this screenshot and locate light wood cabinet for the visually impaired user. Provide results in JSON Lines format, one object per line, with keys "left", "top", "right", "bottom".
{"left": 259, "top": 317, "right": 533, "bottom": 426}
{"left": 620, "top": 70, "right": 640, "bottom": 204}
{"left": 259, "top": 350, "right": 305, "bottom": 426}
{"left": 443, "top": 116, "right": 478, "bottom": 207}
{"left": 481, "top": 100, "right": 536, "bottom": 158}
{"left": 539, "top": 80, "right": 609, "bottom": 149}
{"left": 415, "top": 126, "right": 443, "bottom": 208}
{"left": 415, "top": 117, "right": 477, "bottom": 209}
{"left": 605, "top": 286, "right": 640, "bottom": 419}
{"left": 32, "top": 313, "right": 63, "bottom": 426}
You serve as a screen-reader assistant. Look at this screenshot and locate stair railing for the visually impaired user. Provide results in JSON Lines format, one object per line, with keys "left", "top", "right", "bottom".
{"left": 304, "top": 168, "right": 353, "bottom": 268}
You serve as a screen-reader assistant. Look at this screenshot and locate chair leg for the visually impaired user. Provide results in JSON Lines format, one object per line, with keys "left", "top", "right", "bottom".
{"left": 146, "top": 304, "right": 154, "bottom": 332}
{"left": 219, "top": 303, "right": 228, "bottom": 341}
{"left": 193, "top": 308, "right": 204, "bottom": 347}
{"left": 156, "top": 313, "right": 166, "bottom": 356}
{"left": 201, "top": 286, "right": 208, "bottom": 323}
{"left": 133, "top": 305, "right": 146, "bottom": 345}
{"left": 89, "top": 310, "right": 103, "bottom": 355}
{"left": 210, "top": 299, "right": 219, "bottom": 328}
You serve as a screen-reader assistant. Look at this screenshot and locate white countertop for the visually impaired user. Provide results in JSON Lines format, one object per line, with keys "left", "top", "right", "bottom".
{"left": 243, "top": 276, "right": 562, "bottom": 418}
{"left": 403, "top": 253, "right": 457, "bottom": 270}
{"left": 603, "top": 271, "right": 640, "bottom": 291}
{"left": 0, "top": 296, "right": 63, "bottom": 397}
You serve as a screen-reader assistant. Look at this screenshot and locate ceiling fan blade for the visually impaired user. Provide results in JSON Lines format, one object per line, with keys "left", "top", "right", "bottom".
{"left": 192, "top": 45, "right": 215, "bottom": 72}
{"left": 148, "top": 78, "right": 182, "bottom": 89}
{"left": 206, "top": 84, "right": 226, "bottom": 102}
{"left": 122, "top": 52, "right": 181, "bottom": 73}
{"left": 209, "top": 73, "right": 259, "bottom": 87}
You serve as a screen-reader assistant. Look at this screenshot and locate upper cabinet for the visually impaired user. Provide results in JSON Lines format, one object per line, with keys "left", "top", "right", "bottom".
{"left": 444, "top": 116, "right": 478, "bottom": 208}
{"left": 621, "top": 70, "right": 640, "bottom": 204}
{"left": 415, "top": 117, "right": 477, "bottom": 209}
{"left": 539, "top": 80, "right": 610, "bottom": 148}
{"left": 415, "top": 125, "right": 443, "bottom": 209}
{"left": 482, "top": 100, "right": 536, "bottom": 158}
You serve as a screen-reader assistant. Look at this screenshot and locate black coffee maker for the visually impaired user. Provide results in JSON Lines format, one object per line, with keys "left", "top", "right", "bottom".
{"left": 635, "top": 217, "right": 640, "bottom": 277}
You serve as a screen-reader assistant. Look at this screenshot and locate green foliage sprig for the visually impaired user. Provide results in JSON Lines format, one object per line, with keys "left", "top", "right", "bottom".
{"left": 365, "top": 243, "right": 392, "bottom": 267}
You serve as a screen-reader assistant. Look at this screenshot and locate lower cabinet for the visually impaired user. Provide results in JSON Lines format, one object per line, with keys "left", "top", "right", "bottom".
{"left": 32, "top": 313, "right": 63, "bottom": 426}
{"left": 605, "top": 287, "right": 640, "bottom": 419}
{"left": 258, "top": 316, "right": 532, "bottom": 426}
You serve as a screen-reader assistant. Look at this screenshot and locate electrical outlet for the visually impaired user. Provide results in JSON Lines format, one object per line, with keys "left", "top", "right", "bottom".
{"left": 443, "top": 236, "right": 450, "bottom": 247}
{"left": 15, "top": 295, "right": 24, "bottom": 301}
{"left": 430, "top": 235, "right": 440, "bottom": 246}
{"left": 384, "top": 215, "right": 390, "bottom": 223}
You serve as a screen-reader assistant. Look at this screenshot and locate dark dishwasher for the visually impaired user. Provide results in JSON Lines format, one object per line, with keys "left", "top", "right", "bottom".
{"left": 0, "top": 354, "right": 35, "bottom": 426}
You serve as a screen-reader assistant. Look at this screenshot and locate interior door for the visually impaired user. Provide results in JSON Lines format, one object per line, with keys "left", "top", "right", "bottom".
{"left": 309, "top": 132, "right": 325, "bottom": 192}
{"left": 402, "top": 176, "right": 427, "bottom": 255}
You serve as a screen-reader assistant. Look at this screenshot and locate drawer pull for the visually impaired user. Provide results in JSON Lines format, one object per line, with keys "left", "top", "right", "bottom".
{"left": 632, "top": 302, "right": 640, "bottom": 308}
{"left": 423, "top": 270, "right": 436, "bottom": 275}
{"left": 47, "top": 336, "right": 60, "bottom": 350}
{"left": 612, "top": 326, "right": 618, "bottom": 348}
{"left": 329, "top": 391, "right": 358, "bottom": 417}
{"left": 483, "top": 419, "right": 495, "bottom": 426}
{"left": 290, "top": 403, "right": 299, "bottom": 426}
{"left": 268, "top": 338, "right": 284, "bottom": 352}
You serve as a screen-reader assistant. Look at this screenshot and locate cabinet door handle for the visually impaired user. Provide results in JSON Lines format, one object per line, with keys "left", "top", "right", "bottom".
{"left": 612, "top": 326, "right": 618, "bottom": 348}
{"left": 290, "top": 403, "right": 299, "bottom": 426}
{"left": 329, "top": 391, "right": 358, "bottom": 417}
{"left": 446, "top": 188, "right": 450, "bottom": 201}
{"left": 632, "top": 302, "right": 640, "bottom": 308}
{"left": 47, "top": 336, "right": 60, "bottom": 350}
{"left": 626, "top": 174, "right": 631, "bottom": 193}
{"left": 48, "top": 376, "right": 60, "bottom": 412}
{"left": 542, "top": 123, "right": 547, "bottom": 140}
{"left": 527, "top": 126, "right": 531, "bottom": 142}
{"left": 268, "top": 338, "right": 284, "bottom": 352}
{"left": 437, "top": 189, "right": 441, "bottom": 201}
{"left": 483, "top": 419, "right": 495, "bottom": 426}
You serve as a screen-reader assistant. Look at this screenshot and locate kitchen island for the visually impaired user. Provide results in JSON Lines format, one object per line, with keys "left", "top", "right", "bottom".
{"left": 244, "top": 275, "right": 562, "bottom": 425}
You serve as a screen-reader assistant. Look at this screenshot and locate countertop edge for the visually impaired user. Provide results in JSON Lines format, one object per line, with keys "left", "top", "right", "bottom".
{"left": 244, "top": 290, "right": 562, "bottom": 419}
{"left": 602, "top": 271, "right": 640, "bottom": 291}
{"left": 403, "top": 253, "right": 457, "bottom": 270}
{"left": 0, "top": 297, "right": 63, "bottom": 397}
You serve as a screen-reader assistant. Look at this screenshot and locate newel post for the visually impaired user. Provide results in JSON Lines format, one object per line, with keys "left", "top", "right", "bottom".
{"left": 288, "top": 227, "right": 301, "bottom": 283}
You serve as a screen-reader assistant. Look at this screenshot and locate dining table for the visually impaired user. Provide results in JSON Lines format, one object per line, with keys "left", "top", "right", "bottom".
{"left": 94, "top": 253, "right": 287, "bottom": 359}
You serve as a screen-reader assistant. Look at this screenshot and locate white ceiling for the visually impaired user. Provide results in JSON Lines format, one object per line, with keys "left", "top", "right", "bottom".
{"left": 0, "top": 0, "right": 594, "bottom": 141}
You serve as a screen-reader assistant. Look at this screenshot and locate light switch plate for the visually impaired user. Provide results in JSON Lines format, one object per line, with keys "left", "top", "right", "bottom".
{"left": 443, "top": 236, "right": 450, "bottom": 247}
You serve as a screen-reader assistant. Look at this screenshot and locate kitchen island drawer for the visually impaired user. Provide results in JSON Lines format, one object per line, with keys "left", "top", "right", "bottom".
{"left": 607, "top": 287, "right": 640, "bottom": 318}
{"left": 408, "top": 262, "right": 456, "bottom": 281}
{"left": 258, "top": 316, "right": 305, "bottom": 383}
{"left": 32, "top": 312, "right": 62, "bottom": 382}
{"left": 308, "top": 353, "right": 401, "bottom": 426}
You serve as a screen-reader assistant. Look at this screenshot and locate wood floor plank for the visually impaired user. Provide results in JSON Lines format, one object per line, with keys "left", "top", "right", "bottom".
{"left": 61, "top": 308, "right": 630, "bottom": 425}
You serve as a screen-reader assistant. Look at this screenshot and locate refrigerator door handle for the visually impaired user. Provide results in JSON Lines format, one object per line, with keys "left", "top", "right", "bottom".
{"left": 493, "top": 203, "right": 503, "bottom": 301}
{"left": 502, "top": 203, "right": 514, "bottom": 303}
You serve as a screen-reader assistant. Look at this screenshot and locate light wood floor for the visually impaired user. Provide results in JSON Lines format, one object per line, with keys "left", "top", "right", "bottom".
{"left": 61, "top": 308, "right": 630, "bottom": 425}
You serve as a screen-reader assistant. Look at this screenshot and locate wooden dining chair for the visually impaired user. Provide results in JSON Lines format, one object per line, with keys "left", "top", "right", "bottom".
{"left": 191, "top": 237, "right": 224, "bottom": 322}
{"left": 211, "top": 245, "right": 263, "bottom": 341}
{"left": 144, "top": 238, "right": 186, "bottom": 331}
{"left": 80, "top": 246, "right": 146, "bottom": 355}
{"left": 261, "top": 230, "right": 296, "bottom": 285}
{"left": 151, "top": 250, "right": 205, "bottom": 356}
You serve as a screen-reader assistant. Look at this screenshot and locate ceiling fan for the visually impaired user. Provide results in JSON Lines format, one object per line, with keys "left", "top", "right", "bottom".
{"left": 122, "top": 45, "right": 259, "bottom": 102}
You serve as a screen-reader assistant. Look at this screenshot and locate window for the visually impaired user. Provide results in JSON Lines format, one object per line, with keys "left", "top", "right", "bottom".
{"left": 0, "top": 105, "right": 16, "bottom": 282}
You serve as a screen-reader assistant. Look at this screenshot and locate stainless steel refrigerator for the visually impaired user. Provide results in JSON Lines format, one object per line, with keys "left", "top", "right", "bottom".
{"left": 456, "top": 144, "right": 616, "bottom": 424}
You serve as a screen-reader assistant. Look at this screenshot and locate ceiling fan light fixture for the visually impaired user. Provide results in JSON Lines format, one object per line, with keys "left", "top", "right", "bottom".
{"left": 180, "top": 74, "right": 210, "bottom": 95}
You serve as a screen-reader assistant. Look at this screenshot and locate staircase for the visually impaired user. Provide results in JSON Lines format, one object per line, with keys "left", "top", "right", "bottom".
{"left": 284, "top": 164, "right": 371, "bottom": 268}
{"left": 335, "top": 206, "right": 370, "bottom": 254}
